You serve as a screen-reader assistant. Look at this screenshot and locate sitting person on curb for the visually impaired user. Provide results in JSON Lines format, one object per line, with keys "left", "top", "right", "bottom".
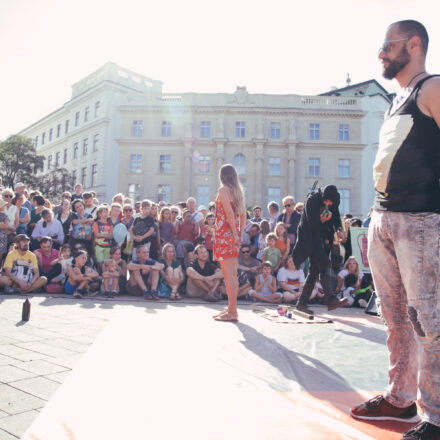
{"left": 0, "top": 234, "right": 47, "bottom": 294}
{"left": 237, "top": 244, "right": 261, "bottom": 287}
{"left": 158, "top": 243, "right": 184, "bottom": 300}
{"left": 249, "top": 261, "right": 282, "bottom": 303}
{"left": 101, "top": 258, "right": 120, "bottom": 298}
{"left": 186, "top": 244, "right": 223, "bottom": 302}
{"left": 127, "top": 245, "right": 164, "bottom": 300}
{"left": 31, "top": 209, "right": 64, "bottom": 250}
{"left": 277, "top": 255, "right": 305, "bottom": 303}
{"left": 65, "top": 250, "right": 99, "bottom": 298}
{"left": 109, "top": 246, "right": 128, "bottom": 295}
{"left": 34, "top": 236, "right": 62, "bottom": 285}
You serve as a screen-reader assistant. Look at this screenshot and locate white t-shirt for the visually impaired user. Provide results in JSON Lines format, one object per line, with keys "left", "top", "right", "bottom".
{"left": 189, "top": 211, "right": 204, "bottom": 224}
{"left": 338, "top": 269, "right": 364, "bottom": 290}
{"left": 277, "top": 267, "right": 305, "bottom": 291}
{"left": 4, "top": 204, "right": 17, "bottom": 226}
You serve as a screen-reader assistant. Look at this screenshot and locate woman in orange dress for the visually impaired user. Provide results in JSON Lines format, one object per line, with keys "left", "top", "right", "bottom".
{"left": 213, "top": 164, "right": 246, "bottom": 322}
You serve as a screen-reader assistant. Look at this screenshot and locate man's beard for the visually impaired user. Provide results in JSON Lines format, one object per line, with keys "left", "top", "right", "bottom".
{"left": 382, "top": 45, "right": 411, "bottom": 79}
{"left": 20, "top": 245, "right": 29, "bottom": 252}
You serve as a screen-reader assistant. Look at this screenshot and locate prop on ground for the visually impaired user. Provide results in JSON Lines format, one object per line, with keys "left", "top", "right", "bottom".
{"left": 252, "top": 304, "right": 333, "bottom": 324}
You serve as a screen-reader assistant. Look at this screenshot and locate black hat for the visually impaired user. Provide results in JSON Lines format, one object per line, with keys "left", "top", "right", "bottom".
{"left": 322, "top": 185, "right": 340, "bottom": 206}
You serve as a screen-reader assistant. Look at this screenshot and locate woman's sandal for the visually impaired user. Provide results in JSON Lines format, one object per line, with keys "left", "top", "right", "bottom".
{"left": 213, "top": 312, "right": 238, "bottom": 322}
{"left": 170, "top": 292, "right": 176, "bottom": 300}
{"left": 175, "top": 292, "right": 182, "bottom": 300}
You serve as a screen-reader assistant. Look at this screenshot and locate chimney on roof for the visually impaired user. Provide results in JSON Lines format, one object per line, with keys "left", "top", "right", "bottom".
{"left": 346, "top": 73, "right": 352, "bottom": 86}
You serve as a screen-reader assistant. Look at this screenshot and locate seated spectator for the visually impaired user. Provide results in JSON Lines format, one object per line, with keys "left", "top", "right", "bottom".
{"left": 159, "top": 207, "right": 174, "bottom": 247}
{"left": 34, "top": 236, "right": 62, "bottom": 284}
{"left": 149, "top": 203, "right": 160, "bottom": 260}
{"left": 134, "top": 201, "right": 141, "bottom": 217}
{"left": 198, "top": 205, "right": 207, "bottom": 220}
{"left": 267, "top": 201, "right": 280, "bottom": 231}
{"left": 341, "top": 273, "right": 358, "bottom": 307}
{"left": 249, "top": 261, "right": 282, "bottom": 303}
{"left": 53, "top": 191, "right": 72, "bottom": 216}
{"left": 2, "top": 189, "right": 18, "bottom": 244}
{"left": 277, "top": 255, "right": 305, "bottom": 303}
{"left": 65, "top": 249, "right": 99, "bottom": 298}
{"left": 51, "top": 244, "right": 72, "bottom": 285}
{"left": 158, "top": 243, "right": 184, "bottom": 300}
{"left": 262, "top": 233, "right": 282, "bottom": 272}
{"left": 186, "top": 245, "right": 223, "bottom": 302}
{"left": 101, "top": 258, "right": 120, "bottom": 298}
{"left": 70, "top": 199, "right": 95, "bottom": 259}
{"left": 208, "top": 201, "right": 216, "bottom": 215}
{"left": 186, "top": 197, "right": 204, "bottom": 226}
{"left": 242, "top": 222, "right": 260, "bottom": 258}
{"left": 131, "top": 199, "right": 155, "bottom": 254}
{"left": 93, "top": 205, "right": 113, "bottom": 263}
{"left": 31, "top": 209, "right": 64, "bottom": 250}
{"left": 0, "top": 234, "right": 47, "bottom": 294}
{"left": 250, "top": 205, "right": 263, "bottom": 224}
{"left": 71, "top": 184, "right": 83, "bottom": 201}
{"left": 108, "top": 203, "right": 122, "bottom": 227}
{"left": 336, "top": 256, "right": 363, "bottom": 292}
{"left": 127, "top": 245, "right": 164, "bottom": 300}
{"left": 295, "top": 202, "right": 304, "bottom": 215}
{"left": 170, "top": 206, "right": 180, "bottom": 225}
{"left": 257, "top": 220, "right": 270, "bottom": 260}
{"left": 12, "top": 192, "right": 30, "bottom": 235}
{"left": 278, "top": 195, "right": 301, "bottom": 252}
{"left": 238, "top": 244, "right": 261, "bottom": 287}
{"left": 56, "top": 199, "right": 73, "bottom": 244}
{"left": 174, "top": 209, "right": 198, "bottom": 265}
{"left": 274, "top": 222, "right": 290, "bottom": 265}
{"left": 0, "top": 200, "right": 11, "bottom": 264}
{"left": 109, "top": 246, "right": 128, "bottom": 294}
{"left": 200, "top": 213, "right": 215, "bottom": 261}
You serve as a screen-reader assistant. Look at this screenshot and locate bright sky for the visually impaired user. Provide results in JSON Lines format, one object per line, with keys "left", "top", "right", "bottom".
{"left": 1, "top": 0, "right": 439, "bottom": 140}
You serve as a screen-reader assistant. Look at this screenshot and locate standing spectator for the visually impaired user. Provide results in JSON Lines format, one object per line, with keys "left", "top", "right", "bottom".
{"left": 186, "top": 245, "right": 223, "bottom": 302}
{"left": 34, "top": 236, "right": 62, "bottom": 284}
{"left": 0, "top": 200, "right": 10, "bottom": 264}
{"left": 174, "top": 209, "right": 198, "bottom": 265}
{"left": 158, "top": 243, "right": 184, "bottom": 300}
{"left": 2, "top": 189, "right": 18, "bottom": 238}
{"left": 278, "top": 196, "right": 301, "bottom": 252}
{"left": 127, "top": 245, "right": 164, "bottom": 300}
{"left": 53, "top": 192, "right": 72, "bottom": 216}
{"left": 149, "top": 203, "right": 160, "bottom": 260}
{"left": 134, "top": 201, "right": 141, "bottom": 217}
{"left": 28, "top": 195, "right": 45, "bottom": 236}
{"left": 186, "top": 197, "right": 204, "bottom": 225}
{"left": 198, "top": 205, "right": 207, "bottom": 220}
{"left": 159, "top": 207, "right": 174, "bottom": 246}
{"left": 121, "top": 204, "right": 135, "bottom": 259}
{"left": 70, "top": 199, "right": 94, "bottom": 259}
{"left": 12, "top": 193, "right": 30, "bottom": 235}
{"left": 31, "top": 209, "right": 64, "bottom": 250}
{"left": 131, "top": 199, "right": 156, "bottom": 254}
{"left": 250, "top": 206, "right": 263, "bottom": 224}
{"left": 0, "top": 234, "right": 47, "bottom": 294}
{"left": 108, "top": 203, "right": 121, "bottom": 228}
{"left": 92, "top": 205, "right": 113, "bottom": 264}
{"left": 14, "top": 183, "right": 32, "bottom": 212}
{"left": 267, "top": 201, "right": 280, "bottom": 231}
{"left": 277, "top": 255, "right": 305, "bottom": 303}
{"left": 274, "top": 222, "right": 291, "bottom": 265}
{"left": 295, "top": 202, "right": 304, "bottom": 215}
{"left": 170, "top": 206, "right": 180, "bottom": 225}
{"left": 83, "top": 192, "right": 98, "bottom": 220}
{"left": 256, "top": 220, "right": 270, "bottom": 260}
{"left": 71, "top": 184, "right": 83, "bottom": 201}
{"left": 262, "top": 233, "right": 282, "bottom": 272}
{"left": 109, "top": 246, "right": 128, "bottom": 294}
{"left": 56, "top": 199, "right": 73, "bottom": 244}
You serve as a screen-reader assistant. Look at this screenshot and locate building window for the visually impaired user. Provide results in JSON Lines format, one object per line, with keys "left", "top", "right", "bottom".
{"left": 159, "top": 154, "right": 171, "bottom": 173}
{"left": 94, "top": 101, "right": 100, "bottom": 118}
{"left": 35, "top": 136, "right": 38, "bottom": 148}
{"left": 338, "top": 159, "right": 350, "bottom": 178}
{"left": 57, "top": 124, "right": 61, "bottom": 138}
{"left": 93, "top": 134, "right": 99, "bottom": 152}
{"left": 158, "top": 184, "right": 171, "bottom": 203}
{"left": 198, "top": 155, "right": 210, "bottom": 174}
{"left": 270, "top": 122, "right": 281, "bottom": 139}
{"left": 65, "top": 120, "right": 69, "bottom": 134}
{"left": 339, "top": 124, "right": 349, "bottom": 141}
{"left": 63, "top": 148, "right": 68, "bottom": 164}
{"left": 233, "top": 153, "right": 246, "bottom": 175}
{"left": 128, "top": 184, "right": 141, "bottom": 201}
{"left": 42, "top": 132, "right": 46, "bottom": 145}
{"left": 91, "top": 164, "right": 98, "bottom": 187}
{"left": 132, "top": 120, "right": 143, "bottom": 136}
{"left": 55, "top": 152, "right": 60, "bottom": 167}
{"left": 75, "top": 112, "right": 80, "bottom": 127}
{"left": 81, "top": 167, "right": 87, "bottom": 187}
{"left": 269, "top": 157, "right": 281, "bottom": 176}
{"left": 268, "top": 187, "right": 281, "bottom": 207}
{"left": 308, "top": 158, "right": 320, "bottom": 177}
{"left": 130, "top": 154, "right": 142, "bottom": 173}
{"left": 47, "top": 155, "right": 52, "bottom": 170}
{"left": 162, "top": 121, "right": 172, "bottom": 137}
{"left": 73, "top": 142, "right": 78, "bottom": 159}
{"left": 309, "top": 123, "right": 320, "bottom": 140}
{"left": 49, "top": 128, "right": 53, "bottom": 141}
{"left": 197, "top": 185, "right": 210, "bottom": 208}
{"left": 200, "top": 121, "right": 211, "bottom": 137}
{"left": 84, "top": 107, "right": 90, "bottom": 122}
{"left": 83, "top": 138, "right": 88, "bottom": 156}
{"left": 339, "top": 189, "right": 350, "bottom": 214}
{"left": 72, "top": 170, "right": 77, "bottom": 184}
{"left": 235, "top": 121, "right": 245, "bottom": 138}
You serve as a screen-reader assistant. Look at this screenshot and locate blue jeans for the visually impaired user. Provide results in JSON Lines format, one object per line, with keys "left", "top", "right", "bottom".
{"left": 368, "top": 210, "right": 440, "bottom": 427}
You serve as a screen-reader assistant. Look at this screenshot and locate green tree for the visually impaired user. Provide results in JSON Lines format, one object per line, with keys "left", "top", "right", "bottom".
{"left": 33, "top": 168, "right": 74, "bottom": 203}
{"left": 0, "top": 135, "right": 45, "bottom": 189}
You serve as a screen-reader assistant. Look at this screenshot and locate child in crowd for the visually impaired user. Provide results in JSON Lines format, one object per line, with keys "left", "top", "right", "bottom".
{"left": 262, "top": 233, "right": 282, "bottom": 272}
{"left": 93, "top": 205, "right": 113, "bottom": 264}
{"left": 257, "top": 219, "right": 270, "bottom": 260}
{"left": 277, "top": 255, "right": 305, "bottom": 303}
{"left": 174, "top": 209, "right": 198, "bottom": 266}
{"left": 51, "top": 244, "right": 72, "bottom": 284}
{"left": 274, "top": 222, "right": 290, "bottom": 265}
{"left": 201, "top": 213, "right": 215, "bottom": 261}
{"left": 101, "top": 258, "right": 120, "bottom": 298}
{"left": 65, "top": 250, "right": 99, "bottom": 298}
{"left": 249, "top": 261, "right": 282, "bottom": 303}
{"left": 342, "top": 273, "right": 358, "bottom": 307}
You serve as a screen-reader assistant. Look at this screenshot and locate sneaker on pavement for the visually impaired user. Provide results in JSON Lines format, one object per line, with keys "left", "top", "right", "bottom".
{"left": 350, "top": 395, "right": 420, "bottom": 423}
{"left": 401, "top": 421, "right": 440, "bottom": 440}
{"left": 143, "top": 290, "right": 152, "bottom": 300}
{"left": 326, "top": 295, "right": 348, "bottom": 311}
{"left": 151, "top": 290, "right": 160, "bottom": 301}
{"left": 295, "top": 302, "right": 314, "bottom": 315}
{"left": 73, "top": 292, "right": 82, "bottom": 299}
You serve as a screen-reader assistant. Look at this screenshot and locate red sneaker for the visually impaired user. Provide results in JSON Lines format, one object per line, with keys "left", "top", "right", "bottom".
{"left": 350, "top": 395, "right": 420, "bottom": 423}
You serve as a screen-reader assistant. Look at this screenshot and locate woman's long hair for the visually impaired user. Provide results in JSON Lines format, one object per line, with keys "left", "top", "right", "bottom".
{"left": 219, "top": 164, "right": 244, "bottom": 213}
{"left": 343, "top": 256, "right": 360, "bottom": 277}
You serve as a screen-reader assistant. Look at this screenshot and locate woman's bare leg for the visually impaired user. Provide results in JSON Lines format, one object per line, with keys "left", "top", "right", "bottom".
{"left": 218, "top": 257, "right": 239, "bottom": 319}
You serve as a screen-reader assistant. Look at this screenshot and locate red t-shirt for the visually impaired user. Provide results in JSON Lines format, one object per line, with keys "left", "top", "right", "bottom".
{"left": 34, "top": 248, "right": 59, "bottom": 273}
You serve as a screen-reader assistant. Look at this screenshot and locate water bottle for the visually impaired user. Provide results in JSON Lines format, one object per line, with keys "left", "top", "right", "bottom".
{"left": 22, "top": 298, "right": 31, "bottom": 321}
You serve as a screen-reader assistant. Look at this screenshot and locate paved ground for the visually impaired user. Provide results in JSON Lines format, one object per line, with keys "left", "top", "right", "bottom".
{"left": 0, "top": 294, "right": 405, "bottom": 440}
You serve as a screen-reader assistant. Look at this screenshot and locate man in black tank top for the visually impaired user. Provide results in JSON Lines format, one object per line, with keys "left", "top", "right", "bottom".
{"left": 350, "top": 21, "right": 440, "bottom": 440}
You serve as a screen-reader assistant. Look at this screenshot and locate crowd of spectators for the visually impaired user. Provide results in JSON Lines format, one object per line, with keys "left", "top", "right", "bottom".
{"left": 0, "top": 181, "right": 373, "bottom": 306}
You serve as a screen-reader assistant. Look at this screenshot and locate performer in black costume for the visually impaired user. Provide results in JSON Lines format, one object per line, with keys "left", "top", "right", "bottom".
{"left": 292, "top": 185, "right": 348, "bottom": 314}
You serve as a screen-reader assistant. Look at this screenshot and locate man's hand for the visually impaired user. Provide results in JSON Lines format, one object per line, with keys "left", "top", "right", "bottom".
{"left": 141, "top": 265, "right": 151, "bottom": 274}
{"left": 320, "top": 211, "right": 332, "bottom": 223}
{"left": 18, "top": 281, "right": 30, "bottom": 291}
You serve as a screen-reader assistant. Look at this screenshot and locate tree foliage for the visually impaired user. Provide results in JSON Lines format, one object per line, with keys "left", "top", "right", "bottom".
{"left": 0, "top": 135, "right": 45, "bottom": 189}
{"left": 33, "top": 168, "right": 74, "bottom": 203}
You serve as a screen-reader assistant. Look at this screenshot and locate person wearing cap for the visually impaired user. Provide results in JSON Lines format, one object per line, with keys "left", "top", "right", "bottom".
{"left": 0, "top": 234, "right": 47, "bottom": 294}
{"left": 292, "top": 185, "right": 348, "bottom": 314}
